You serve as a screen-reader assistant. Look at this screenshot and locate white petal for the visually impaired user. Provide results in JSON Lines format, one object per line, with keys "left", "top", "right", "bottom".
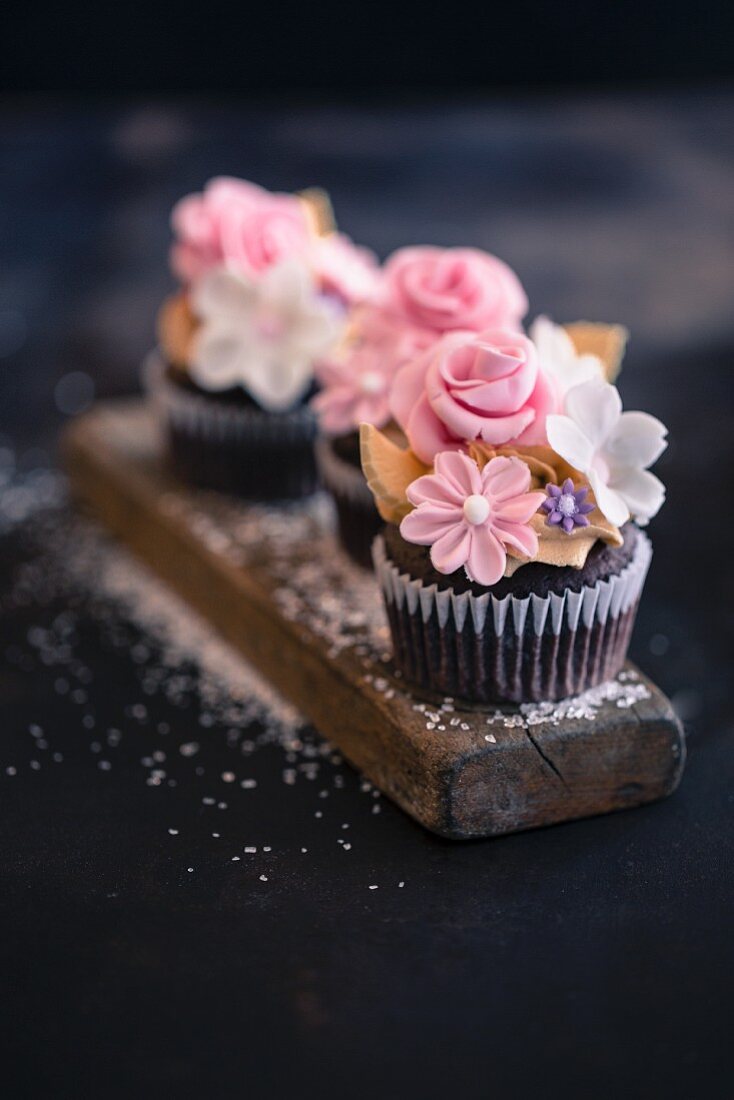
{"left": 530, "top": 315, "right": 603, "bottom": 395}
{"left": 530, "top": 315, "right": 564, "bottom": 358}
{"left": 564, "top": 379, "right": 621, "bottom": 448}
{"left": 189, "top": 325, "right": 249, "bottom": 391}
{"left": 259, "top": 258, "right": 315, "bottom": 311}
{"left": 243, "top": 349, "right": 314, "bottom": 413}
{"left": 608, "top": 466, "right": 665, "bottom": 525}
{"left": 605, "top": 411, "right": 667, "bottom": 470}
{"left": 289, "top": 310, "right": 342, "bottom": 359}
{"left": 192, "top": 267, "right": 255, "bottom": 323}
{"left": 546, "top": 413, "right": 595, "bottom": 472}
{"left": 587, "top": 468, "right": 630, "bottom": 527}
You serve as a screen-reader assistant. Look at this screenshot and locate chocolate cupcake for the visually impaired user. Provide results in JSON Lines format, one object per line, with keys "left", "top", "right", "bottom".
{"left": 147, "top": 176, "right": 379, "bottom": 501}
{"left": 314, "top": 432, "right": 383, "bottom": 568}
{"left": 361, "top": 317, "right": 665, "bottom": 705}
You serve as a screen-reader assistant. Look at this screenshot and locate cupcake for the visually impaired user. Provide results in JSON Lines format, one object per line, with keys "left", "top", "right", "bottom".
{"left": 312, "top": 244, "right": 529, "bottom": 566}
{"left": 146, "top": 176, "right": 378, "bottom": 500}
{"left": 361, "top": 317, "right": 666, "bottom": 704}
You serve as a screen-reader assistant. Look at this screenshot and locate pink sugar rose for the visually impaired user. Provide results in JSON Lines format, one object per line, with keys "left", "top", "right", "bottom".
{"left": 400, "top": 451, "right": 545, "bottom": 586}
{"left": 390, "top": 328, "right": 559, "bottom": 464}
{"left": 313, "top": 344, "right": 395, "bottom": 435}
{"left": 381, "top": 246, "right": 528, "bottom": 334}
{"left": 170, "top": 176, "right": 311, "bottom": 283}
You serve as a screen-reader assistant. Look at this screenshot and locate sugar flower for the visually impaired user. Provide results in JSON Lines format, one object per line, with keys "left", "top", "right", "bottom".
{"left": 530, "top": 316, "right": 604, "bottom": 396}
{"left": 171, "top": 177, "right": 311, "bottom": 283}
{"left": 400, "top": 451, "right": 546, "bottom": 586}
{"left": 189, "top": 260, "right": 342, "bottom": 413}
{"left": 382, "top": 246, "right": 528, "bottom": 334}
{"left": 542, "top": 478, "right": 594, "bottom": 533}
{"left": 312, "top": 344, "right": 395, "bottom": 435}
{"left": 390, "top": 328, "right": 558, "bottom": 464}
{"left": 546, "top": 378, "right": 667, "bottom": 526}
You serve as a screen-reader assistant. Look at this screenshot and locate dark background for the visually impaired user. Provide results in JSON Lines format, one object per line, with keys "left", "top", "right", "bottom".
{"left": 1, "top": 4, "right": 734, "bottom": 1099}
{"left": 3, "top": 0, "right": 734, "bottom": 95}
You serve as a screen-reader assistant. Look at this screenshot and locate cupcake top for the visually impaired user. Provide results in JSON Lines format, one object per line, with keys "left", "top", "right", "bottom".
{"left": 361, "top": 304, "right": 667, "bottom": 587}
{"left": 158, "top": 177, "right": 378, "bottom": 413}
{"left": 312, "top": 244, "right": 531, "bottom": 437}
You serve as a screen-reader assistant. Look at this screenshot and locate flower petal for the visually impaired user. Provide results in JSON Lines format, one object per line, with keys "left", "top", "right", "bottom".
{"left": 494, "top": 490, "right": 545, "bottom": 525}
{"left": 493, "top": 517, "right": 539, "bottom": 558}
{"left": 605, "top": 411, "right": 668, "bottom": 470}
{"left": 430, "top": 525, "right": 472, "bottom": 576}
{"left": 546, "top": 414, "right": 595, "bottom": 472}
{"left": 405, "top": 392, "right": 457, "bottom": 465}
{"left": 259, "top": 257, "right": 314, "bottom": 310}
{"left": 400, "top": 506, "right": 462, "bottom": 546}
{"left": 587, "top": 468, "right": 630, "bottom": 527}
{"left": 406, "top": 472, "right": 466, "bottom": 508}
{"left": 433, "top": 450, "right": 482, "bottom": 497}
{"left": 192, "top": 267, "right": 255, "bottom": 323}
{"left": 242, "top": 349, "right": 313, "bottom": 412}
{"left": 481, "top": 455, "right": 531, "bottom": 501}
{"left": 564, "top": 379, "right": 622, "bottom": 448}
{"left": 464, "top": 525, "right": 507, "bottom": 586}
{"left": 608, "top": 466, "right": 666, "bottom": 525}
{"left": 189, "top": 326, "right": 248, "bottom": 391}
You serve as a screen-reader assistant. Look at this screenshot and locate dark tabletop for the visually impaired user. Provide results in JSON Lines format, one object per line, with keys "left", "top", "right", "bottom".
{"left": 1, "top": 91, "right": 733, "bottom": 1099}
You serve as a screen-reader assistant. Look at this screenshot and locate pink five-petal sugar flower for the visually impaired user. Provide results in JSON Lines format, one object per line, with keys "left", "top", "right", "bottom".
{"left": 400, "top": 451, "right": 546, "bottom": 586}
{"left": 312, "top": 344, "right": 394, "bottom": 435}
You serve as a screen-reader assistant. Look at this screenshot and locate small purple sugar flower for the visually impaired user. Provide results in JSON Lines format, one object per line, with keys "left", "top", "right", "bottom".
{"left": 542, "top": 478, "right": 594, "bottom": 534}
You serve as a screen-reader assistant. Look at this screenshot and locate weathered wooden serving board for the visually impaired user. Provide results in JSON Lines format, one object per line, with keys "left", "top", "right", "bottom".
{"left": 61, "top": 401, "right": 686, "bottom": 839}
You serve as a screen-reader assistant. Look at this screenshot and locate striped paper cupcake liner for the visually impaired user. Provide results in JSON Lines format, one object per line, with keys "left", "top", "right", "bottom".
{"left": 143, "top": 352, "right": 319, "bottom": 500}
{"left": 373, "top": 530, "right": 652, "bottom": 704}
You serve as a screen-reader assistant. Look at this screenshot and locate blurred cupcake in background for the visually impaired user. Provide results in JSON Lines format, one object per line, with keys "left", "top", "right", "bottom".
{"left": 313, "top": 243, "right": 529, "bottom": 566}
{"left": 147, "top": 176, "right": 378, "bottom": 500}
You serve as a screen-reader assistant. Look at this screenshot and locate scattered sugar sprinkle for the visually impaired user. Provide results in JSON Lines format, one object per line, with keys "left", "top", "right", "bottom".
{"left": 0, "top": 442, "right": 653, "bottom": 896}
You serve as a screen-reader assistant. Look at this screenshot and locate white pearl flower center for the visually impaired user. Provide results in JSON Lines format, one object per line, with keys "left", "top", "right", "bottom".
{"left": 359, "top": 370, "right": 385, "bottom": 395}
{"left": 558, "top": 493, "right": 577, "bottom": 516}
{"left": 463, "top": 494, "right": 490, "bottom": 525}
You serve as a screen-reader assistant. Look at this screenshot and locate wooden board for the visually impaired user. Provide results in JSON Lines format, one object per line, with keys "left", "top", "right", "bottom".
{"left": 61, "top": 401, "right": 686, "bottom": 839}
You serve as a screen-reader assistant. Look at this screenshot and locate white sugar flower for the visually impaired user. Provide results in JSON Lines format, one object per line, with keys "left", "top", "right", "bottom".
{"left": 530, "top": 315, "right": 604, "bottom": 396}
{"left": 190, "top": 259, "right": 343, "bottom": 413}
{"left": 546, "top": 378, "right": 667, "bottom": 526}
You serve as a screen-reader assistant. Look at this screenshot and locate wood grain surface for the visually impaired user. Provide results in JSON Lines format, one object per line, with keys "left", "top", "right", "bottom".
{"left": 61, "top": 401, "right": 686, "bottom": 839}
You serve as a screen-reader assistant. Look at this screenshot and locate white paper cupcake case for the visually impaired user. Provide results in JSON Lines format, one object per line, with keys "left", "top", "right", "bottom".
{"left": 373, "top": 530, "right": 652, "bottom": 704}
{"left": 143, "top": 351, "right": 319, "bottom": 499}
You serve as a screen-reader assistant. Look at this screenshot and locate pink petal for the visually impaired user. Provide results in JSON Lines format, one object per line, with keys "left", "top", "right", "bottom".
{"left": 514, "top": 365, "right": 559, "bottom": 445}
{"left": 481, "top": 456, "right": 531, "bottom": 501}
{"left": 389, "top": 354, "right": 430, "bottom": 431}
{"left": 465, "top": 526, "right": 506, "bottom": 586}
{"left": 433, "top": 450, "right": 482, "bottom": 496}
{"left": 429, "top": 525, "right": 472, "bottom": 575}
{"left": 492, "top": 518, "right": 539, "bottom": 558}
{"left": 406, "top": 392, "right": 458, "bottom": 465}
{"left": 406, "top": 473, "right": 466, "bottom": 508}
{"left": 400, "top": 507, "right": 461, "bottom": 546}
{"left": 494, "top": 490, "right": 545, "bottom": 524}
